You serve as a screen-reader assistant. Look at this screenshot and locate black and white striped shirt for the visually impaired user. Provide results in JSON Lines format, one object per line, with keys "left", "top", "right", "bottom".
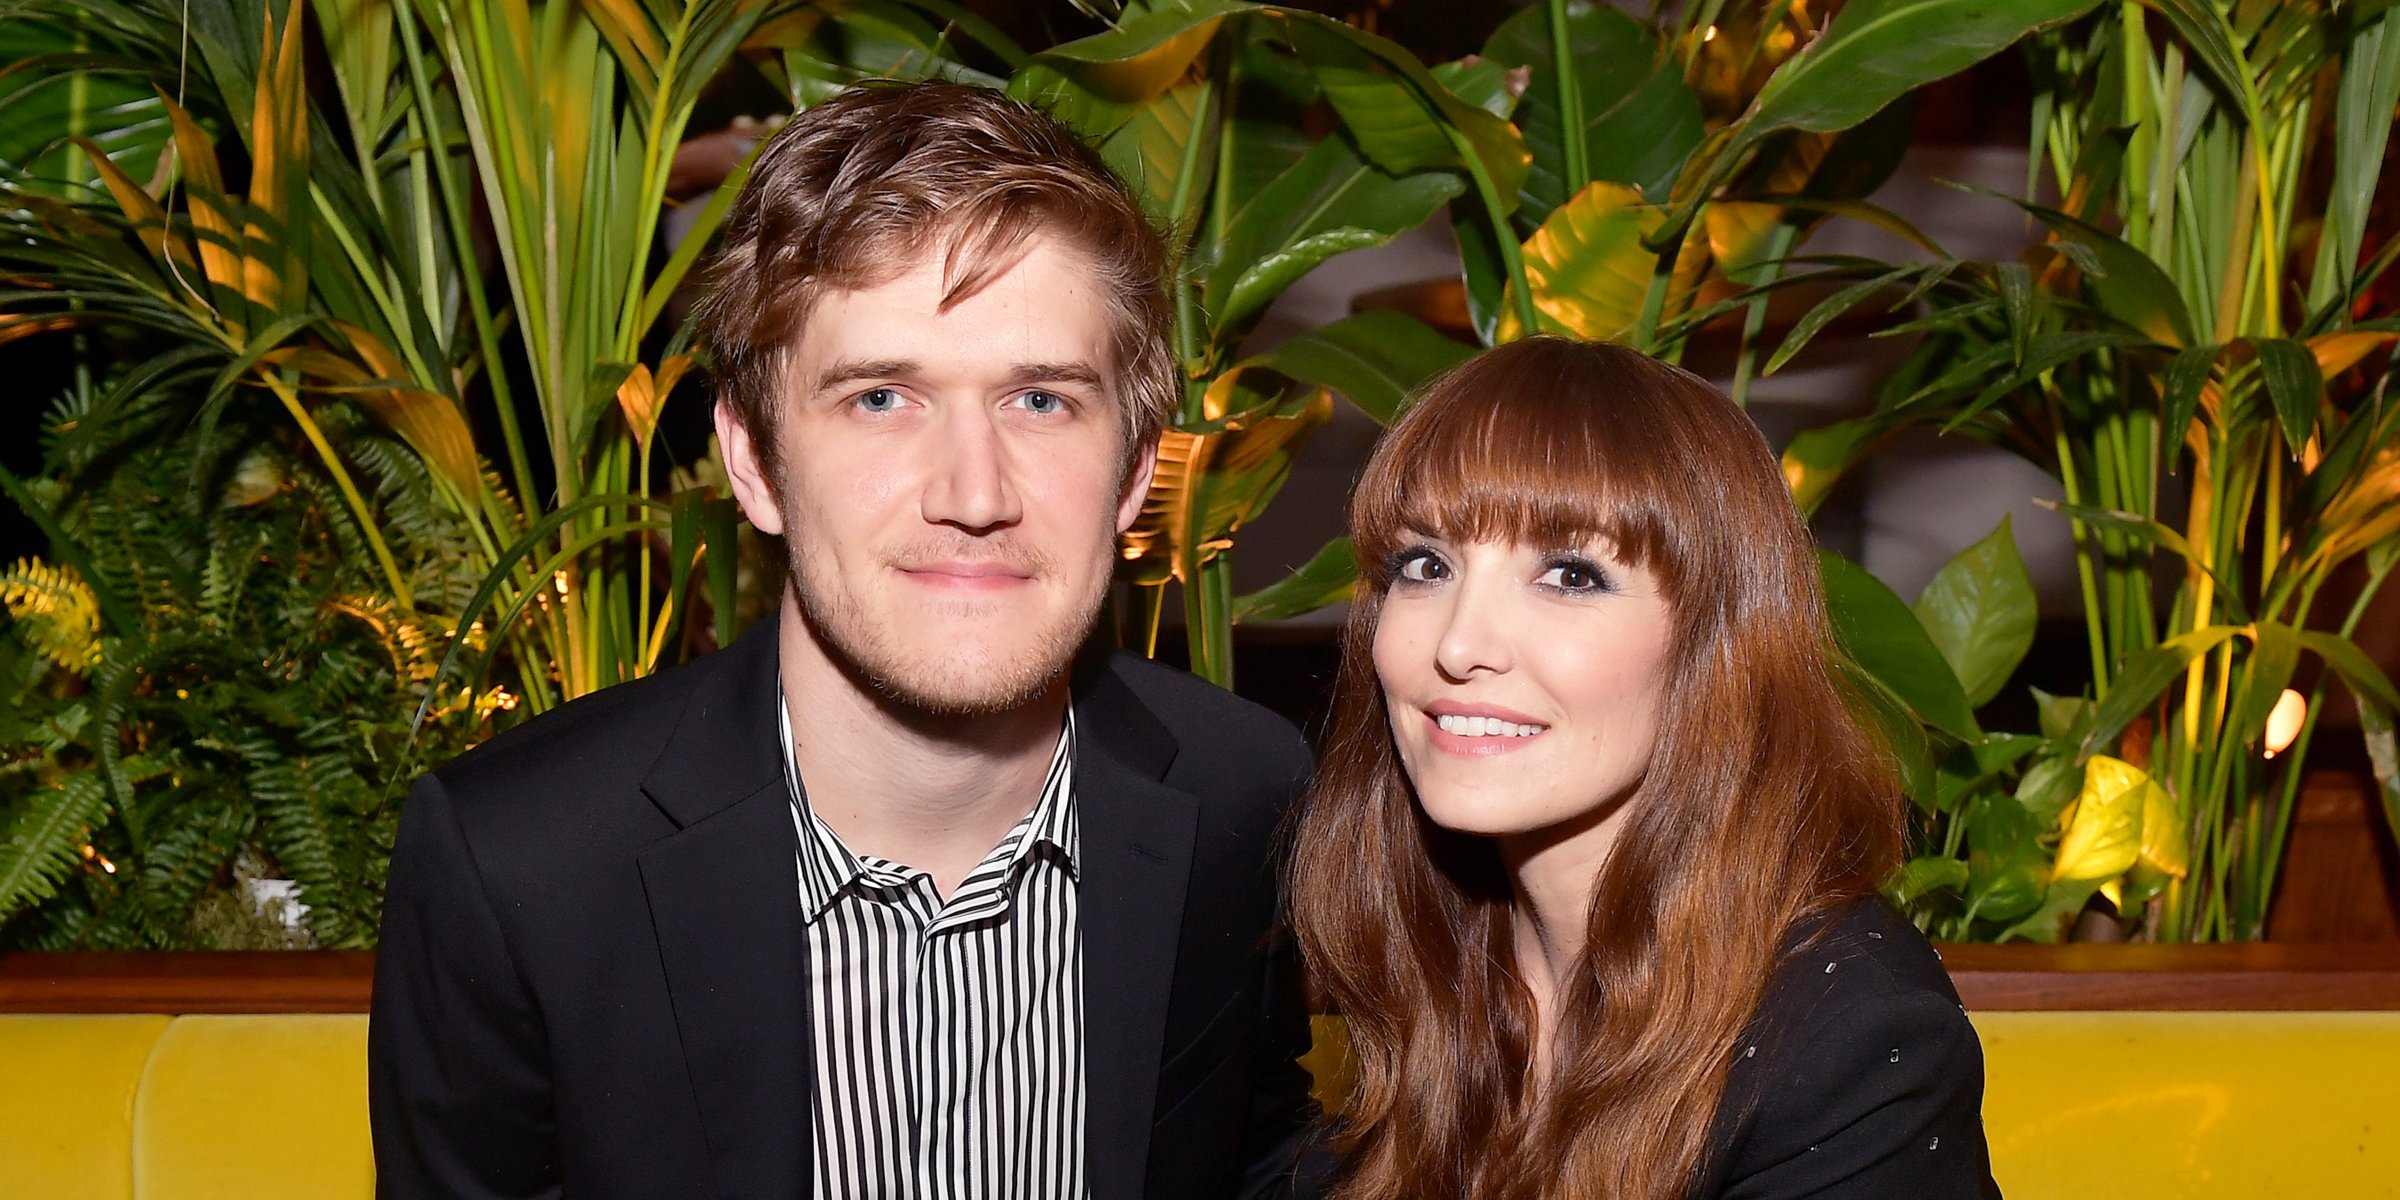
{"left": 779, "top": 702, "right": 1086, "bottom": 1200}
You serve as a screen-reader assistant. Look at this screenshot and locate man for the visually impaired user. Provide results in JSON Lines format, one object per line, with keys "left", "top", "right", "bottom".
{"left": 370, "top": 82, "right": 1323, "bottom": 1200}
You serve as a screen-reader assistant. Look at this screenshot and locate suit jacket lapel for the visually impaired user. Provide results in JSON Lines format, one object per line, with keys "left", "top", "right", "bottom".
{"left": 636, "top": 617, "right": 812, "bottom": 1200}
{"left": 1074, "top": 658, "right": 1200, "bottom": 1200}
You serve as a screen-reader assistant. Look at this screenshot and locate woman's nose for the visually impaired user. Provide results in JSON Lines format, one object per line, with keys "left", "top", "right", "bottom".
{"left": 1431, "top": 576, "right": 1514, "bottom": 682}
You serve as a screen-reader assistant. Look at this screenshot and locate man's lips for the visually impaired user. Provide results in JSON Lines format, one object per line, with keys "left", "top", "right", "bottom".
{"left": 894, "top": 560, "right": 1035, "bottom": 589}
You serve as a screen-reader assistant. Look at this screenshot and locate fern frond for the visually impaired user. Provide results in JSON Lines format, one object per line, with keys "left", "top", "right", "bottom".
{"left": 245, "top": 727, "right": 372, "bottom": 947}
{"left": 0, "top": 772, "right": 109, "bottom": 924}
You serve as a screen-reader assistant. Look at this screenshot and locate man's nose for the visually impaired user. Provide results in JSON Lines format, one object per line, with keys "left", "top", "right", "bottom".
{"left": 920, "top": 404, "right": 1022, "bottom": 532}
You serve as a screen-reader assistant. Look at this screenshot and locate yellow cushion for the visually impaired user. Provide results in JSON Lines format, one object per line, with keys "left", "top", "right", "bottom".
{"left": 1977, "top": 1010, "right": 2400, "bottom": 1200}
{"left": 1306, "top": 1011, "right": 2400, "bottom": 1197}
{"left": 130, "top": 1014, "right": 372, "bottom": 1200}
{"left": 0, "top": 1015, "right": 171, "bottom": 1200}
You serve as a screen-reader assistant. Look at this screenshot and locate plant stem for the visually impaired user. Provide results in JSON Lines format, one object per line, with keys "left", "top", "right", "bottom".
{"left": 1549, "top": 0, "right": 1588, "bottom": 196}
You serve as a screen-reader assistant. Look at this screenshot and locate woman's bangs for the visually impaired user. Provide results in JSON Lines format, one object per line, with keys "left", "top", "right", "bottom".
{"left": 1359, "top": 382, "right": 1664, "bottom": 580}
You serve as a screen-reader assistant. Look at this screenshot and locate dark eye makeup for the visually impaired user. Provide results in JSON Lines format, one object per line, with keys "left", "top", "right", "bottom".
{"left": 1536, "top": 551, "right": 1617, "bottom": 594}
{"left": 1386, "top": 544, "right": 1449, "bottom": 584}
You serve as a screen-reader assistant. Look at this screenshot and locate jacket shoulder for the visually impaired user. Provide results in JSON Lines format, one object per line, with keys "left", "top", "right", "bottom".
{"left": 426, "top": 650, "right": 714, "bottom": 803}
{"left": 1097, "top": 650, "right": 1312, "bottom": 783}
{"left": 1702, "top": 898, "right": 1995, "bottom": 1198}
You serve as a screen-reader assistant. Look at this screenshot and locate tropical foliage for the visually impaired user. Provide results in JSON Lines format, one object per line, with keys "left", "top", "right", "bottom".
{"left": 0, "top": 0, "right": 767, "bottom": 946}
{"left": 0, "top": 354, "right": 496, "bottom": 947}
{"left": 1776, "top": 0, "right": 2400, "bottom": 941}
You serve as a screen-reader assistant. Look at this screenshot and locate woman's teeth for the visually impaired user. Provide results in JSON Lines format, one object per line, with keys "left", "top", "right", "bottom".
{"left": 1435, "top": 714, "right": 1546, "bottom": 738}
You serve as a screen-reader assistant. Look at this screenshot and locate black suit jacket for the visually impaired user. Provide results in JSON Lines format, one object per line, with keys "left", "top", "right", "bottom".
{"left": 369, "top": 616, "right": 1324, "bottom": 1200}
{"left": 1693, "top": 898, "right": 2000, "bottom": 1199}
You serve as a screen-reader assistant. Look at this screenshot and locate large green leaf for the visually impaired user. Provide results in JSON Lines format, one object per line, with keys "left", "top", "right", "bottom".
{"left": 1682, "top": 0, "right": 2101, "bottom": 232}
{"left": 1009, "top": 1, "right": 1233, "bottom": 142}
{"left": 1232, "top": 536, "right": 1357, "bottom": 624}
{"left": 2014, "top": 752, "right": 2081, "bottom": 826}
{"left": 1204, "top": 133, "right": 1463, "bottom": 336}
{"left": 1101, "top": 76, "right": 1210, "bottom": 225}
{"left": 1840, "top": 655, "right": 1940, "bottom": 807}
{"left": 1236, "top": 311, "right": 1472, "bottom": 425}
{"left": 2017, "top": 199, "right": 2197, "bottom": 347}
{"left": 2253, "top": 337, "right": 2326, "bottom": 455}
{"left": 1965, "top": 791, "right": 2046, "bottom": 923}
{"left": 1480, "top": 1, "right": 1703, "bottom": 226}
{"left": 1887, "top": 854, "right": 1970, "bottom": 907}
{"left": 1912, "top": 515, "right": 2038, "bottom": 708}
{"left": 1276, "top": 13, "right": 1529, "bottom": 208}
{"left": 1740, "top": 0, "right": 2100, "bottom": 149}
{"left": 1820, "top": 550, "right": 1982, "bottom": 742}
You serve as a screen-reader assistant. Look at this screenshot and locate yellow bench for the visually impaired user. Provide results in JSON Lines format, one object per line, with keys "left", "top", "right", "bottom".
{"left": 0, "top": 1014, "right": 372, "bottom": 1200}
{"left": 5, "top": 1011, "right": 2399, "bottom": 1198}
{"left": 1300, "top": 1012, "right": 2400, "bottom": 1199}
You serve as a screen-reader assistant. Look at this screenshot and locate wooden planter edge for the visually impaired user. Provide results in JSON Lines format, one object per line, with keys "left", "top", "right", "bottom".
{"left": 3, "top": 944, "right": 2397, "bottom": 1014}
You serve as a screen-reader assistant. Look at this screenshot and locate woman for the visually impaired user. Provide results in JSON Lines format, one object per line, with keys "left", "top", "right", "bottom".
{"left": 1291, "top": 337, "right": 1996, "bottom": 1200}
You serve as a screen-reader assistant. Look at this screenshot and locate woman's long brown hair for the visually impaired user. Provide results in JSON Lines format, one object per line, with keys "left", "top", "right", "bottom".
{"left": 1289, "top": 337, "right": 1905, "bottom": 1200}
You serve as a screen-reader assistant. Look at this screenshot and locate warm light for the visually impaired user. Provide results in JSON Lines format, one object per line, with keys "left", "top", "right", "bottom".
{"left": 1702, "top": 24, "right": 1719, "bottom": 41}
{"left": 553, "top": 570, "right": 571, "bottom": 596}
{"left": 2263, "top": 688, "right": 2306, "bottom": 758}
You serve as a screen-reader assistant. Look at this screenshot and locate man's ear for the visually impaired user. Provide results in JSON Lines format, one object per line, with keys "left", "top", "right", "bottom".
{"left": 1114, "top": 437, "right": 1159, "bottom": 535}
{"left": 716, "top": 401, "right": 786, "bottom": 536}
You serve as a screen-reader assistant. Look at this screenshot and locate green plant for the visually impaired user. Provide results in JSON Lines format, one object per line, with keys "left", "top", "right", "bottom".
{"left": 0, "top": 0, "right": 831, "bottom": 944}
{"left": 1774, "top": 0, "right": 2400, "bottom": 941}
{"left": 0, "top": 372, "right": 498, "bottom": 948}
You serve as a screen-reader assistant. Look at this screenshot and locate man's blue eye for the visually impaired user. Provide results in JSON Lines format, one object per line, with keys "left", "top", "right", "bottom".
{"left": 857, "top": 388, "right": 901, "bottom": 412}
{"left": 1019, "top": 390, "right": 1065, "bottom": 414}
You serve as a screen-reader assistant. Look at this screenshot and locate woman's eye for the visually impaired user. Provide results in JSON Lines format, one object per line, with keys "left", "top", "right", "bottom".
{"left": 1392, "top": 549, "right": 1449, "bottom": 584}
{"left": 1538, "top": 557, "right": 1611, "bottom": 592}
{"left": 1014, "top": 389, "right": 1068, "bottom": 415}
{"left": 855, "top": 387, "right": 903, "bottom": 413}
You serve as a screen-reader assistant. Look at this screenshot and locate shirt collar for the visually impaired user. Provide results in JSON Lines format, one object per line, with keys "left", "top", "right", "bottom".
{"left": 778, "top": 691, "right": 1078, "bottom": 923}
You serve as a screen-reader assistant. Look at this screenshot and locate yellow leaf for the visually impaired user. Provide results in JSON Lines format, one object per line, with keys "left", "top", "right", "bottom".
{"left": 0, "top": 557, "right": 103, "bottom": 673}
{"left": 73, "top": 137, "right": 192, "bottom": 275}
{"left": 1069, "top": 18, "right": 1222, "bottom": 103}
{"left": 157, "top": 91, "right": 246, "bottom": 315}
{"left": 312, "top": 325, "right": 482, "bottom": 499}
{"left": 617, "top": 364, "right": 655, "bottom": 448}
{"left": 241, "top": 2, "right": 312, "bottom": 310}
{"left": 1120, "top": 387, "right": 1331, "bottom": 585}
{"left": 2136, "top": 769, "right": 2188, "bottom": 880}
{"left": 2308, "top": 331, "right": 2400, "bottom": 380}
{"left": 1501, "top": 181, "right": 1660, "bottom": 342}
{"left": 356, "top": 389, "right": 484, "bottom": 500}
{"left": 2052, "top": 755, "right": 2154, "bottom": 884}
{"left": 580, "top": 0, "right": 667, "bottom": 94}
